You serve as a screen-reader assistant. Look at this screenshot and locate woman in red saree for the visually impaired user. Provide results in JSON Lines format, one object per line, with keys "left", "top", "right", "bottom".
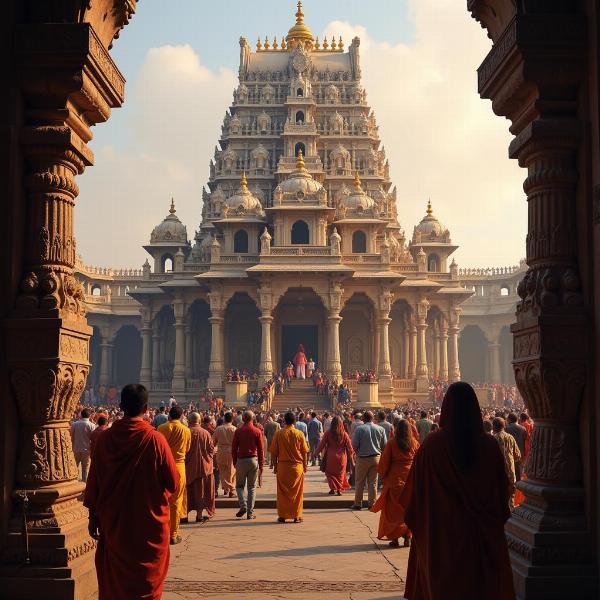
{"left": 370, "top": 420, "right": 419, "bottom": 547}
{"left": 315, "top": 416, "right": 354, "bottom": 495}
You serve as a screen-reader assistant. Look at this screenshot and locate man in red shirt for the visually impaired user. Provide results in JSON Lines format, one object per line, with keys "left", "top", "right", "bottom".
{"left": 231, "top": 410, "right": 264, "bottom": 520}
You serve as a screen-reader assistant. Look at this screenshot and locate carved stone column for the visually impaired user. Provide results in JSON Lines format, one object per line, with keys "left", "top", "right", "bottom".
{"left": 487, "top": 340, "right": 501, "bottom": 384}
{"left": 258, "top": 280, "right": 274, "bottom": 385}
{"left": 448, "top": 307, "right": 461, "bottom": 382}
{"left": 402, "top": 317, "right": 410, "bottom": 378}
{"left": 408, "top": 315, "right": 417, "bottom": 379}
{"left": 139, "top": 307, "right": 152, "bottom": 388}
{"left": 207, "top": 288, "right": 225, "bottom": 389}
{"left": 0, "top": 18, "right": 129, "bottom": 599}
{"left": 439, "top": 317, "right": 449, "bottom": 381}
{"left": 99, "top": 339, "right": 112, "bottom": 386}
{"left": 152, "top": 321, "right": 161, "bottom": 384}
{"left": 377, "top": 288, "right": 393, "bottom": 391}
{"left": 172, "top": 297, "right": 186, "bottom": 393}
{"left": 184, "top": 321, "right": 193, "bottom": 383}
{"left": 325, "top": 279, "right": 344, "bottom": 384}
{"left": 469, "top": 6, "right": 598, "bottom": 598}
{"left": 415, "top": 298, "right": 429, "bottom": 390}
{"left": 433, "top": 321, "right": 441, "bottom": 378}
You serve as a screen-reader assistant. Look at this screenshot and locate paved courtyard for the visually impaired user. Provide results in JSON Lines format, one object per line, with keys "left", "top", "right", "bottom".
{"left": 163, "top": 466, "right": 409, "bottom": 599}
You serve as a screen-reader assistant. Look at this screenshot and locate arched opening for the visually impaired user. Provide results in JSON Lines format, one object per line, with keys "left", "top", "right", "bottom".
{"left": 499, "top": 325, "right": 514, "bottom": 384}
{"left": 428, "top": 253, "right": 439, "bottom": 272}
{"left": 500, "top": 285, "right": 510, "bottom": 296}
{"left": 153, "top": 305, "right": 175, "bottom": 383}
{"left": 296, "top": 87, "right": 303, "bottom": 97}
{"left": 188, "top": 299, "right": 211, "bottom": 385}
{"left": 426, "top": 306, "right": 444, "bottom": 377}
{"left": 88, "top": 325, "right": 102, "bottom": 387}
{"left": 340, "top": 293, "right": 374, "bottom": 373}
{"left": 458, "top": 325, "right": 487, "bottom": 384}
{"left": 225, "top": 292, "right": 260, "bottom": 372}
{"left": 294, "top": 142, "right": 306, "bottom": 157}
{"left": 291, "top": 220, "right": 309, "bottom": 244}
{"left": 390, "top": 300, "right": 412, "bottom": 378}
{"left": 352, "top": 230, "right": 367, "bottom": 253}
{"left": 163, "top": 255, "right": 173, "bottom": 272}
{"left": 91, "top": 285, "right": 101, "bottom": 296}
{"left": 113, "top": 325, "right": 142, "bottom": 386}
{"left": 295, "top": 110, "right": 305, "bottom": 124}
{"left": 233, "top": 229, "right": 249, "bottom": 253}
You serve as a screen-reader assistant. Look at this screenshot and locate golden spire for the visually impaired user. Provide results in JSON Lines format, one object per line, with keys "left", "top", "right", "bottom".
{"left": 426, "top": 198, "right": 433, "bottom": 216}
{"left": 264, "top": 35, "right": 270, "bottom": 50}
{"left": 273, "top": 36, "right": 279, "bottom": 50}
{"left": 323, "top": 36, "right": 329, "bottom": 49}
{"left": 296, "top": 1, "right": 304, "bottom": 21}
{"left": 241, "top": 172, "right": 248, "bottom": 192}
{"left": 315, "top": 36, "right": 320, "bottom": 50}
{"left": 338, "top": 36, "right": 344, "bottom": 50}
{"left": 353, "top": 172, "right": 362, "bottom": 191}
{"left": 169, "top": 197, "right": 176, "bottom": 214}
{"left": 281, "top": 34, "right": 287, "bottom": 50}
{"left": 331, "top": 37, "right": 337, "bottom": 50}
{"left": 256, "top": 36, "right": 262, "bottom": 51}
{"left": 286, "top": 0, "right": 314, "bottom": 48}
{"left": 296, "top": 149, "right": 306, "bottom": 170}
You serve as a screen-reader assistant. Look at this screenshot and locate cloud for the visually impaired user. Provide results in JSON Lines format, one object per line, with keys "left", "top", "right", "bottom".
{"left": 76, "top": 3, "right": 526, "bottom": 269}
{"left": 76, "top": 45, "right": 237, "bottom": 268}
{"left": 324, "top": 1, "right": 526, "bottom": 267}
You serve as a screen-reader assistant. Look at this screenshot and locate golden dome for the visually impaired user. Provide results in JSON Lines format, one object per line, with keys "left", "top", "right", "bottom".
{"left": 286, "top": 1, "right": 314, "bottom": 48}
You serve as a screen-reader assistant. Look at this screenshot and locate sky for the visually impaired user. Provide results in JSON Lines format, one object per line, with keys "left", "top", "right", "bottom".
{"left": 76, "top": 0, "right": 526, "bottom": 269}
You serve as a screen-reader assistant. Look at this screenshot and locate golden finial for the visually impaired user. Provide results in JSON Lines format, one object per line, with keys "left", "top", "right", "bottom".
{"left": 323, "top": 36, "right": 329, "bottom": 49}
{"left": 338, "top": 36, "right": 344, "bottom": 50}
{"left": 169, "top": 197, "right": 176, "bottom": 214}
{"left": 426, "top": 198, "right": 433, "bottom": 216}
{"left": 264, "top": 36, "right": 270, "bottom": 50}
{"left": 256, "top": 36, "right": 262, "bottom": 51}
{"left": 296, "top": 149, "right": 306, "bottom": 170}
{"left": 331, "top": 37, "right": 337, "bottom": 50}
{"left": 273, "top": 36, "right": 279, "bottom": 50}
{"left": 241, "top": 172, "right": 248, "bottom": 192}
{"left": 315, "top": 36, "right": 320, "bottom": 50}
{"left": 296, "top": 1, "right": 304, "bottom": 22}
{"left": 353, "top": 172, "right": 362, "bottom": 191}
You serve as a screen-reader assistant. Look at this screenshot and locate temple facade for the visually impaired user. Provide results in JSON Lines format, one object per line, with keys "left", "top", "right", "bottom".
{"left": 79, "top": 4, "right": 477, "bottom": 404}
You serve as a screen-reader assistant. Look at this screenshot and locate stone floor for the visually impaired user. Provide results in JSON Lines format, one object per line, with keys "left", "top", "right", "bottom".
{"left": 163, "top": 466, "right": 409, "bottom": 599}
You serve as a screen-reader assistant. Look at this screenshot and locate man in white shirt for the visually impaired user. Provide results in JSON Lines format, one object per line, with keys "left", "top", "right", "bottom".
{"left": 70, "top": 409, "right": 96, "bottom": 482}
{"left": 168, "top": 395, "right": 176, "bottom": 409}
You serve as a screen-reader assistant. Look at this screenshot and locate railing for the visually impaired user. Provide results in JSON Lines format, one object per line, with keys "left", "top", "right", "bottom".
{"left": 459, "top": 263, "right": 525, "bottom": 278}
{"left": 219, "top": 254, "right": 260, "bottom": 264}
{"left": 84, "top": 294, "right": 109, "bottom": 304}
{"left": 342, "top": 254, "right": 381, "bottom": 264}
{"left": 269, "top": 246, "right": 333, "bottom": 256}
{"left": 151, "top": 381, "right": 172, "bottom": 392}
{"left": 186, "top": 379, "right": 206, "bottom": 392}
{"left": 393, "top": 379, "right": 416, "bottom": 391}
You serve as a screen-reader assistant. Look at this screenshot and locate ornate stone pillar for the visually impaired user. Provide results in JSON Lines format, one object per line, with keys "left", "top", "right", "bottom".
{"left": 184, "top": 321, "right": 193, "bottom": 382}
{"left": 207, "top": 289, "right": 225, "bottom": 389}
{"left": 439, "top": 317, "right": 449, "bottom": 381}
{"left": 402, "top": 317, "right": 410, "bottom": 378}
{"left": 152, "top": 321, "right": 161, "bottom": 384}
{"left": 487, "top": 340, "right": 501, "bottom": 384}
{"left": 325, "top": 279, "right": 344, "bottom": 383}
{"left": 99, "top": 337, "right": 112, "bottom": 386}
{"left": 0, "top": 17, "right": 130, "bottom": 599}
{"left": 172, "top": 296, "right": 186, "bottom": 393}
{"left": 408, "top": 315, "right": 417, "bottom": 379}
{"left": 433, "top": 321, "right": 441, "bottom": 378}
{"left": 377, "top": 288, "right": 393, "bottom": 390}
{"left": 139, "top": 308, "right": 152, "bottom": 388}
{"left": 258, "top": 281, "right": 274, "bottom": 384}
{"left": 448, "top": 307, "right": 461, "bottom": 382}
{"left": 415, "top": 298, "right": 429, "bottom": 389}
{"left": 469, "top": 5, "right": 598, "bottom": 597}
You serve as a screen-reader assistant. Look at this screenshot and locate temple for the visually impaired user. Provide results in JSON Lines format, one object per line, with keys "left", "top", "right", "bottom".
{"left": 90, "top": 3, "right": 472, "bottom": 404}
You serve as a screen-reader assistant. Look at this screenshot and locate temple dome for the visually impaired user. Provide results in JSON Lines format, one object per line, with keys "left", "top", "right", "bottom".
{"left": 279, "top": 151, "right": 324, "bottom": 196}
{"left": 340, "top": 173, "right": 375, "bottom": 211}
{"left": 286, "top": 1, "right": 314, "bottom": 47}
{"left": 224, "top": 173, "right": 265, "bottom": 215}
{"left": 150, "top": 199, "right": 188, "bottom": 244}
{"left": 414, "top": 200, "right": 447, "bottom": 237}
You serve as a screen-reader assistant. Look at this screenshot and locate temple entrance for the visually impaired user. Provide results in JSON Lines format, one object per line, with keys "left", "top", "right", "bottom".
{"left": 281, "top": 324, "right": 318, "bottom": 369}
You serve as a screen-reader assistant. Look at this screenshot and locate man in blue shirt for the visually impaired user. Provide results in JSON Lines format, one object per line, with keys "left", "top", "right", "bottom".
{"left": 294, "top": 412, "right": 308, "bottom": 442}
{"left": 307, "top": 411, "right": 323, "bottom": 466}
{"left": 152, "top": 406, "right": 169, "bottom": 429}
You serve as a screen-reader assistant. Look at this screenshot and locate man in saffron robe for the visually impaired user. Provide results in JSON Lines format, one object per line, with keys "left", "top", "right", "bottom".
{"left": 293, "top": 343, "right": 308, "bottom": 379}
{"left": 400, "top": 381, "right": 515, "bottom": 600}
{"left": 184, "top": 412, "right": 216, "bottom": 522}
{"left": 158, "top": 405, "right": 191, "bottom": 544}
{"left": 270, "top": 411, "right": 309, "bottom": 523}
{"left": 84, "top": 384, "right": 179, "bottom": 600}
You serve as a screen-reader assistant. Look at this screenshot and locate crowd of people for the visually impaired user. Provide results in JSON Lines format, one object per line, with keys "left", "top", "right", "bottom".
{"left": 72, "top": 378, "right": 530, "bottom": 600}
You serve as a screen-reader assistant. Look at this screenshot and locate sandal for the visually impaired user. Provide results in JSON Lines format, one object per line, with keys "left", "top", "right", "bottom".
{"left": 293, "top": 517, "right": 303, "bottom": 523}
{"left": 277, "top": 517, "right": 286, "bottom": 523}
{"left": 328, "top": 489, "right": 335, "bottom": 495}
{"left": 389, "top": 539, "right": 400, "bottom": 548}
{"left": 336, "top": 490, "right": 342, "bottom": 496}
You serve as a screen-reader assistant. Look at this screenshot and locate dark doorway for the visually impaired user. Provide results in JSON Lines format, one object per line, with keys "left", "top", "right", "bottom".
{"left": 281, "top": 325, "right": 318, "bottom": 368}
{"left": 291, "top": 220, "right": 309, "bottom": 244}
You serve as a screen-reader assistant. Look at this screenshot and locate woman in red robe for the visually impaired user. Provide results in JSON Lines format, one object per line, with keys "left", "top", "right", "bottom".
{"left": 85, "top": 384, "right": 179, "bottom": 600}
{"left": 370, "top": 420, "right": 419, "bottom": 547}
{"left": 315, "top": 416, "right": 354, "bottom": 495}
{"left": 401, "top": 381, "right": 515, "bottom": 600}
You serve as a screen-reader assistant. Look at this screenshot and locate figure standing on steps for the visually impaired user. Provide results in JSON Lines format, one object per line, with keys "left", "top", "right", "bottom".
{"left": 294, "top": 344, "right": 308, "bottom": 379}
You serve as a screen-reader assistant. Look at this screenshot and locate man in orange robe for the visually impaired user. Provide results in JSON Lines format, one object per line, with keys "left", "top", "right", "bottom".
{"left": 270, "top": 411, "right": 309, "bottom": 522}
{"left": 84, "top": 384, "right": 179, "bottom": 600}
{"left": 400, "top": 381, "right": 515, "bottom": 600}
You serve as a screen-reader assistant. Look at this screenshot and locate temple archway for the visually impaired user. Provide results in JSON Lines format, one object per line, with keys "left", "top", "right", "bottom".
{"left": 291, "top": 219, "right": 309, "bottom": 244}
{"left": 187, "top": 299, "right": 211, "bottom": 383}
{"left": 390, "top": 300, "right": 412, "bottom": 379}
{"left": 225, "top": 292, "right": 260, "bottom": 374}
{"left": 113, "top": 325, "right": 142, "bottom": 386}
{"left": 340, "top": 292, "right": 374, "bottom": 374}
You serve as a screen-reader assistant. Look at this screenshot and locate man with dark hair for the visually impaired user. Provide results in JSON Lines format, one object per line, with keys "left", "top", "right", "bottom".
{"left": 376, "top": 410, "right": 393, "bottom": 439}
{"left": 89, "top": 414, "right": 109, "bottom": 460}
{"left": 294, "top": 412, "right": 308, "bottom": 441}
{"left": 158, "top": 404, "right": 191, "bottom": 544}
{"left": 307, "top": 411, "right": 323, "bottom": 466}
{"left": 492, "top": 417, "right": 521, "bottom": 508}
{"left": 152, "top": 405, "right": 168, "bottom": 429}
{"left": 415, "top": 410, "right": 433, "bottom": 443}
{"left": 505, "top": 413, "right": 527, "bottom": 481}
{"left": 232, "top": 410, "right": 264, "bottom": 519}
{"left": 270, "top": 411, "right": 309, "bottom": 523}
{"left": 70, "top": 407, "right": 96, "bottom": 482}
{"left": 213, "top": 411, "right": 237, "bottom": 497}
{"left": 84, "top": 384, "right": 179, "bottom": 600}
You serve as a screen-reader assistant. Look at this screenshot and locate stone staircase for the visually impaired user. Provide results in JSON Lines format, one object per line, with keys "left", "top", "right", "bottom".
{"left": 270, "top": 379, "right": 332, "bottom": 412}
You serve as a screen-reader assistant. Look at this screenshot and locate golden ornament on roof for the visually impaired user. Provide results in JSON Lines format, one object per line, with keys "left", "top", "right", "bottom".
{"left": 286, "top": 1, "right": 314, "bottom": 47}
